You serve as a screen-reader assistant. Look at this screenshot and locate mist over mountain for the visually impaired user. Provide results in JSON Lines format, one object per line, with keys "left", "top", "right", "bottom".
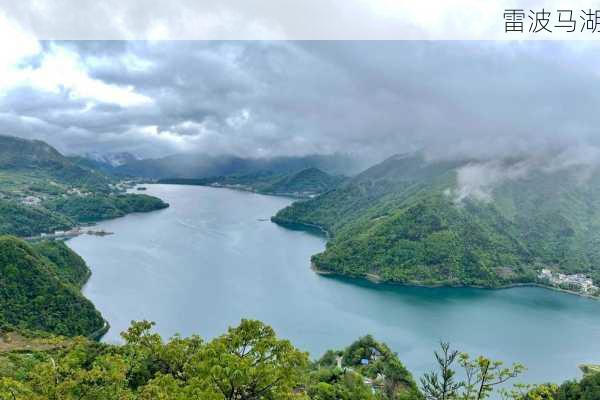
{"left": 84, "top": 151, "right": 141, "bottom": 167}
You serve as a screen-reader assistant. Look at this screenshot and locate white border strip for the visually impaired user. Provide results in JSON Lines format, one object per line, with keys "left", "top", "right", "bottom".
{"left": 2, "top": 0, "right": 600, "bottom": 39}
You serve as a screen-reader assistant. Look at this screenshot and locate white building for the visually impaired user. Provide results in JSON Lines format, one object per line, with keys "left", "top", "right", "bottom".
{"left": 21, "top": 196, "right": 41, "bottom": 206}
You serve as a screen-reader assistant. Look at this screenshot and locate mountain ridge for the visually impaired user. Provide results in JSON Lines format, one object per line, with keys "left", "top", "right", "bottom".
{"left": 114, "top": 152, "right": 364, "bottom": 179}
{"left": 273, "top": 153, "right": 600, "bottom": 293}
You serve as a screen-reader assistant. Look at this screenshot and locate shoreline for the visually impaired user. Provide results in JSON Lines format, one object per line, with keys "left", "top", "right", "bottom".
{"left": 270, "top": 218, "right": 331, "bottom": 239}
{"left": 78, "top": 256, "right": 111, "bottom": 341}
{"left": 228, "top": 189, "right": 600, "bottom": 302}
{"left": 264, "top": 190, "right": 600, "bottom": 303}
{"left": 310, "top": 263, "right": 600, "bottom": 301}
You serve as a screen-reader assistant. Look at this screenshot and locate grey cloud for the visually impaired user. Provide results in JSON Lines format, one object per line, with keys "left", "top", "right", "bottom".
{"left": 0, "top": 0, "right": 429, "bottom": 40}
{"left": 3, "top": 41, "right": 600, "bottom": 164}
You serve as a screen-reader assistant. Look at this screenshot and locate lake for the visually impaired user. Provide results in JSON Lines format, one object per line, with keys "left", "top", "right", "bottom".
{"left": 68, "top": 184, "right": 600, "bottom": 385}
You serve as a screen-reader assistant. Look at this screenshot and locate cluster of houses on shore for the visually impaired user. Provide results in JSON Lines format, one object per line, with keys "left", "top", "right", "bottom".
{"left": 538, "top": 268, "right": 599, "bottom": 295}
{"left": 37, "top": 227, "right": 113, "bottom": 240}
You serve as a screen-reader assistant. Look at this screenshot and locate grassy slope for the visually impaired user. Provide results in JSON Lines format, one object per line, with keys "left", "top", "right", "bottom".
{"left": 30, "top": 240, "right": 91, "bottom": 288}
{"left": 0, "top": 135, "right": 111, "bottom": 191}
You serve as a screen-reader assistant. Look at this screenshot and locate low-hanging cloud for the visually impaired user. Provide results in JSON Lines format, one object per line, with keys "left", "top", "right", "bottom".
{"left": 449, "top": 160, "right": 531, "bottom": 203}
{"left": 447, "top": 144, "right": 600, "bottom": 203}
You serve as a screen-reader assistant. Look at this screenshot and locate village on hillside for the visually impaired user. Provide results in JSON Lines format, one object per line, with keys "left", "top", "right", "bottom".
{"left": 538, "top": 268, "right": 599, "bottom": 296}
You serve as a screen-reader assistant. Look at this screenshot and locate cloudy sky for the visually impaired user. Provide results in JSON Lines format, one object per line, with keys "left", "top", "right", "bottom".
{"left": 2, "top": 34, "right": 600, "bottom": 161}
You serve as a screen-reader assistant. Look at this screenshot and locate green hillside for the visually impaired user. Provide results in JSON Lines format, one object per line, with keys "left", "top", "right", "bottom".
{"left": 30, "top": 240, "right": 92, "bottom": 288}
{"left": 266, "top": 167, "right": 346, "bottom": 195}
{"left": 0, "top": 200, "right": 73, "bottom": 237}
{"left": 0, "top": 135, "right": 169, "bottom": 237}
{"left": 45, "top": 193, "right": 169, "bottom": 223}
{"left": 0, "top": 135, "right": 111, "bottom": 190}
{"left": 273, "top": 154, "right": 600, "bottom": 291}
{"left": 0, "top": 236, "right": 105, "bottom": 337}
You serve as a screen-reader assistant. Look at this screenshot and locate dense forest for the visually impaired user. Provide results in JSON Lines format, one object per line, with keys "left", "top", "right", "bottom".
{"left": 0, "top": 319, "right": 597, "bottom": 400}
{"left": 0, "top": 200, "right": 73, "bottom": 237}
{"left": 273, "top": 154, "right": 600, "bottom": 290}
{"left": 0, "top": 236, "right": 105, "bottom": 337}
{"left": 45, "top": 194, "right": 169, "bottom": 223}
{"left": 30, "top": 240, "right": 93, "bottom": 288}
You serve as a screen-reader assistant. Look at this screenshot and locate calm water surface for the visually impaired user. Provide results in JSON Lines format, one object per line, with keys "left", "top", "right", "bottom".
{"left": 68, "top": 184, "right": 600, "bottom": 385}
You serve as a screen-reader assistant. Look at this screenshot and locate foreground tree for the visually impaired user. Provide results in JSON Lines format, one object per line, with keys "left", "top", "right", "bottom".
{"left": 15, "top": 322, "right": 600, "bottom": 400}
{"left": 185, "top": 319, "right": 309, "bottom": 399}
{"left": 0, "top": 320, "right": 309, "bottom": 400}
{"left": 420, "top": 342, "right": 524, "bottom": 400}
{"left": 420, "top": 342, "right": 461, "bottom": 400}
{"left": 498, "top": 370, "right": 600, "bottom": 400}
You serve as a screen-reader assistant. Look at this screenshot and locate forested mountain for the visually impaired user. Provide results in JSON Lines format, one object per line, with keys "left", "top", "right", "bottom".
{"left": 160, "top": 167, "right": 346, "bottom": 197}
{"left": 0, "top": 137, "right": 166, "bottom": 340}
{"left": 266, "top": 167, "right": 346, "bottom": 195}
{"left": 0, "top": 135, "right": 111, "bottom": 190}
{"left": 273, "top": 153, "right": 600, "bottom": 290}
{"left": 85, "top": 151, "right": 140, "bottom": 167}
{"left": 114, "top": 152, "right": 363, "bottom": 179}
{"left": 0, "top": 135, "right": 169, "bottom": 237}
{"left": 0, "top": 236, "right": 105, "bottom": 337}
{"left": 45, "top": 193, "right": 169, "bottom": 223}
